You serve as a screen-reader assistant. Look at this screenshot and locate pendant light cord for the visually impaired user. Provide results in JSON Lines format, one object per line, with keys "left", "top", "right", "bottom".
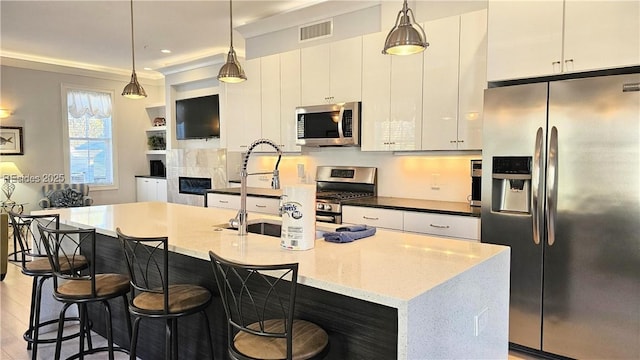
{"left": 130, "top": 0, "right": 136, "bottom": 72}
{"left": 229, "top": 0, "right": 234, "bottom": 50}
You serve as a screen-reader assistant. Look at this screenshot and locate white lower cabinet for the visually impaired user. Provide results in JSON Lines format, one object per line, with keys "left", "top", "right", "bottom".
{"left": 246, "top": 197, "right": 281, "bottom": 215}
{"left": 136, "top": 178, "right": 167, "bottom": 202}
{"left": 341, "top": 206, "right": 403, "bottom": 231}
{"left": 342, "top": 205, "right": 480, "bottom": 241}
{"left": 206, "top": 193, "right": 280, "bottom": 216}
{"left": 206, "top": 193, "right": 240, "bottom": 210}
{"left": 403, "top": 211, "right": 480, "bottom": 241}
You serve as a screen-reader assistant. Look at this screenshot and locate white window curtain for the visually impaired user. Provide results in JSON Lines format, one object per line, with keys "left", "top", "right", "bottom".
{"left": 67, "top": 90, "right": 112, "bottom": 119}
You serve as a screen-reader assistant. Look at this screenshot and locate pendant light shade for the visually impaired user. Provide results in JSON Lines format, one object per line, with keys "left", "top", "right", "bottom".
{"left": 218, "top": 0, "right": 246, "bottom": 83}
{"left": 122, "top": 0, "right": 147, "bottom": 99}
{"left": 382, "top": 0, "right": 429, "bottom": 56}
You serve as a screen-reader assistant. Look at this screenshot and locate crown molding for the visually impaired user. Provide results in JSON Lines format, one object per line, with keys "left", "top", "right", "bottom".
{"left": 0, "top": 52, "right": 166, "bottom": 83}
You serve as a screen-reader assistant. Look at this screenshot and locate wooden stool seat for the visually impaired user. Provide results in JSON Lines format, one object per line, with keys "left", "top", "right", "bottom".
{"left": 23, "top": 256, "right": 87, "bottom": 274}
{"left": 132, "top": 284, "right": 211, "bottom": 313}
{"left": 56, "top": 273, "right": 130, "bottom": 298}
{"left": 235, "top": 319, "right": 329, "bottom": 360}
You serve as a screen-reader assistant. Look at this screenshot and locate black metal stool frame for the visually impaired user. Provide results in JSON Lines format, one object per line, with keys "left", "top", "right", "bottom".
{"left": 117, "top": 228, "right": 214, "bottom": 360}
{"left": 38, "top": 224, "right": 131, "bottom": 360}
{"left": 7, "top": 211, "right": 85, "bottom": 360}
{"left": 209, "top": 250, "right": 329, "bottom": 360}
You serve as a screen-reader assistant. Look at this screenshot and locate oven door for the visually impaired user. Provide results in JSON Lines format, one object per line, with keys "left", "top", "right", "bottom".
{"left": 316, "top": 212, "right": 342, "bottom": 224}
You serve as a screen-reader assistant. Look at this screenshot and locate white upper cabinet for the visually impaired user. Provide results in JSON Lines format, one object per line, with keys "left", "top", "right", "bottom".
{"left": 301, "top": 37, "right": 363, "bottom": 105}
{"left": 361, "top": 31, "right": 422, "bottom": 151}
{"left": 279, "top": 49, "right": 302, "bottom": 153}
{"left": 422, "top": 15, "right": 461, "bottom": 150}
{"left": 456, "top": 9, "right": 487, "bottom": 150}
{"left": 487, "top": 0, "right": 639, "bottom": 81}
{"left": 224, "top": 58, "right": 262, "bottom": 152}
{"left": 563, "top": 0, "right": 640, "bottom": 73}
{"left": 422, "top": 9, "right": 487, "bottom": 150}
{"left": 260, "top": 54, "right": 281, "bottom": 152}
{"left": 226, "top": 53, "right": 300, "bottom": 153}
{"left": 487, "top": 0, "right": 564, "bottom": 81}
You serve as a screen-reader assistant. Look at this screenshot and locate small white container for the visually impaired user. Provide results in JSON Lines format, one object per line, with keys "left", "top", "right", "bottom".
{"left": 280, "top": 184, "right": 316, "bottom": 250}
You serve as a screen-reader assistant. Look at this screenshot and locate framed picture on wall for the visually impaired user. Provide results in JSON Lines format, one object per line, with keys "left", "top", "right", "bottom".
{"left": 0, "top": 126, "right": 24, "bottom": 155}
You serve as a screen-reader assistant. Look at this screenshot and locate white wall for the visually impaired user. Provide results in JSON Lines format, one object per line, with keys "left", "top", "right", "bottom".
{"left": 0, "top": 61, "right": 164, "bottom": 213}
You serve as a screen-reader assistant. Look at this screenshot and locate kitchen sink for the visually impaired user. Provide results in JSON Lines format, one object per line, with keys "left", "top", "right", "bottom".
{"left": 222, "top": 220, "right": 329, "bottom": 239}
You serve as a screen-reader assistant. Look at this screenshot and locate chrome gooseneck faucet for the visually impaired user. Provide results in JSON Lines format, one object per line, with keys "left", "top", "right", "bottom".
{"left": 229, "top": 138, "right": 282, "bottom": 235}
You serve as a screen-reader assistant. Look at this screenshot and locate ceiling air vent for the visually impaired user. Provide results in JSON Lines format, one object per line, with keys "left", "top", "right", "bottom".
{"left": 299, "top": 19, "right": 333, "bottom": 43}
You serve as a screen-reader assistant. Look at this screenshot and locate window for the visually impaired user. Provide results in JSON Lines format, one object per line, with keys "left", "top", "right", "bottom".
{"left": 63, "top": 87, "right": 116, "bottom": 188}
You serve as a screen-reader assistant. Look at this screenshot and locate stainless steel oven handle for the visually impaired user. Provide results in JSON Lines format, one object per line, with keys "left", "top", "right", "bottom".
{"left": 532, "top": 127, "right": 544, "bottom": 245}
{"left": 337, "top": 106, "right": 345, "bottom": 138}
{"left": 316, "top": 215, "right": 337, "bottom": 223}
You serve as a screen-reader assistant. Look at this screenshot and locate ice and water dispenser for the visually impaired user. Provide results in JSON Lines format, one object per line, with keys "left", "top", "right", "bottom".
{"left": 491, "top": 156, "right": 532, "bottom": 213}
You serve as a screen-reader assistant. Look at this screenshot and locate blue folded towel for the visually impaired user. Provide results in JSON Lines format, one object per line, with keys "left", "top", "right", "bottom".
{"left": 323, "top": 225, "right": 376, "bottom": 243}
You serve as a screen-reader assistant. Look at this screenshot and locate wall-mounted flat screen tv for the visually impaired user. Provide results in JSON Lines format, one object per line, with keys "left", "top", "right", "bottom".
{"left": 175, "top": 94, "right": 220, "bottom": 139}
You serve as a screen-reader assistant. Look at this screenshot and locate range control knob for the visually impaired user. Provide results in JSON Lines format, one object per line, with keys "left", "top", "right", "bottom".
{"left": 323, "top": 204, "right": 332, "bottom": 211}
{"left": 316, "top": 203, "right": 324, "bottom": 210}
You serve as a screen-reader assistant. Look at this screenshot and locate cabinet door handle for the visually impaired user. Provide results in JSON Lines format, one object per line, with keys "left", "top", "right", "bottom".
{"left": 255, "top": 204, "right": 267, "bottom": 208}
{"left": 564, "top": 58, "right": 574, "bottom": 71}
{"left": 429, "top": 224, "right": 450, "bottom": 229}
{"left": 457, "top": 140, "right": 464, "bottom": 143}
{"left": 363, "top": 216, "right": 379, "bottom": 221}
{"left": 450, "top": 140, "right": 457, "bottom": 143}
{"left": 218, "top": 200, "right": 229, "bottom": 204}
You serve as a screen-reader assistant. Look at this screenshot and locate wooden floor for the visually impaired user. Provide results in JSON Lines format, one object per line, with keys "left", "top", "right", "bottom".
{"left": 0, "top": 262, "right": 130, "bottom": 360}
{"left": 2, "top": 259, "right": 541, "bottom": 360}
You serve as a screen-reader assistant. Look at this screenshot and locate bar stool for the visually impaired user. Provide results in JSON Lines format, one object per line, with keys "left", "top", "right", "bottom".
{"left": 7, "top": 211, "right": 86, "bottom": 360}
{"left": 117, "top": 228, "right": 214, "bottom": 360}
{"left": 209, "top": 250, "right": 329, "bottom": 360}
{"left": 37, "top": 224, "right": 131, "bottom": 360}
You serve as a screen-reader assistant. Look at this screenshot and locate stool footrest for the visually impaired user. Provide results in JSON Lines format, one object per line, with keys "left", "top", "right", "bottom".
{"left": 64, "top": 346, "right": 130, "bottom": 360}
{"left": 23, "top": 317, "right": 86, "bottom": 344}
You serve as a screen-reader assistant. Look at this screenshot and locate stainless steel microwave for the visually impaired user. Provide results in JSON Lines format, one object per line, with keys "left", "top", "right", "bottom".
{"left": 295, "top": 102, "right": 361, "bottom": 147}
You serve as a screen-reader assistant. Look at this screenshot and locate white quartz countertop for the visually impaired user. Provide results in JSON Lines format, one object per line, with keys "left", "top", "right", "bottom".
{"left": 35, "top": 202, "right": 507, "bottom": 309}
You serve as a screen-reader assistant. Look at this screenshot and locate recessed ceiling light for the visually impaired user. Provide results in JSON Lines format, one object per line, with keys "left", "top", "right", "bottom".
{"left": 160, "top": 49, "right": 171, "bottom": 54}
{"left": 143, "top": 67, "right": 153, "bottom": 71}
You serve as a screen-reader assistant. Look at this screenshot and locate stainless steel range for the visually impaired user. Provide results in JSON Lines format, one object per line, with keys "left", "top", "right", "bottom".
{"left": 314, "top": 166, "right": 377, "bottom": 224}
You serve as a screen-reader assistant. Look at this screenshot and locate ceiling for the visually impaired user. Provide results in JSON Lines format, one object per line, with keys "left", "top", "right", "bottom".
{"left": 1, "top": 1, "right": 487, "bottom": 80}
{"left": 0, "top": 0, "right": 329, "bottom": 80}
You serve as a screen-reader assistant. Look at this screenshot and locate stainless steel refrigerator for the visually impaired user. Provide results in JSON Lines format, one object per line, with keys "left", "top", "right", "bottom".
{"left": 481, "top": 73, "right": 640, "bottom": 359}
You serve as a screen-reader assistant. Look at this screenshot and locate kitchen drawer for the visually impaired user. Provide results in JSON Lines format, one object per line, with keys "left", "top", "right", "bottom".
{"left": 246, "top": 196, "right": 280, "bottom": 215}
{"left": 403, "top": 211, "right": 480, "bottom": 241}
{"left": 342, "top": 206, "right": 403, "bottom": 231}
{"left": 206, "top": 194, "right": 240, "bottom": 210}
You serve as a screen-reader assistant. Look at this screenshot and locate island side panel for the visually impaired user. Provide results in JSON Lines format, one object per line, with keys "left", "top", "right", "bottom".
{"left": 88, "top": 233, "right": 398, "bottom": 359}
{"left": 404, "top": 250, "right": 510, "bottom": 359}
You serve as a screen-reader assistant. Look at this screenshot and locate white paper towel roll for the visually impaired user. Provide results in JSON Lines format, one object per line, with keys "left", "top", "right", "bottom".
{"left": 280, "top": 184, "right": 316, "bottom": 250}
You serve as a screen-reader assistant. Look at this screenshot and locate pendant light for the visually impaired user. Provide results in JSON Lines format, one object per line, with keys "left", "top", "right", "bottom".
{"left": 122, "top": 0, "right": 147, "bottom": 99}
{"left": 217, "top": 0, "right": 246, "bottom": 83}
{"left": 382, "top": 0, "right": 429, "bottom": 56}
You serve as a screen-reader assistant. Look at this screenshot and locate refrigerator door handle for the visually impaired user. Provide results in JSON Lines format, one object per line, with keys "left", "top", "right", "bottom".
{"left": 532, "top": 127, "right": 544, "bottom": 245}
{"left": 546, "top": 126, "right": 559, "bottom": 246}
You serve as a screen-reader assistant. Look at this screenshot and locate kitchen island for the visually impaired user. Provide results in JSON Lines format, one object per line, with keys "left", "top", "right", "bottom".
{"left": 36, "top": 202, "right": 509, "bottom": 359}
